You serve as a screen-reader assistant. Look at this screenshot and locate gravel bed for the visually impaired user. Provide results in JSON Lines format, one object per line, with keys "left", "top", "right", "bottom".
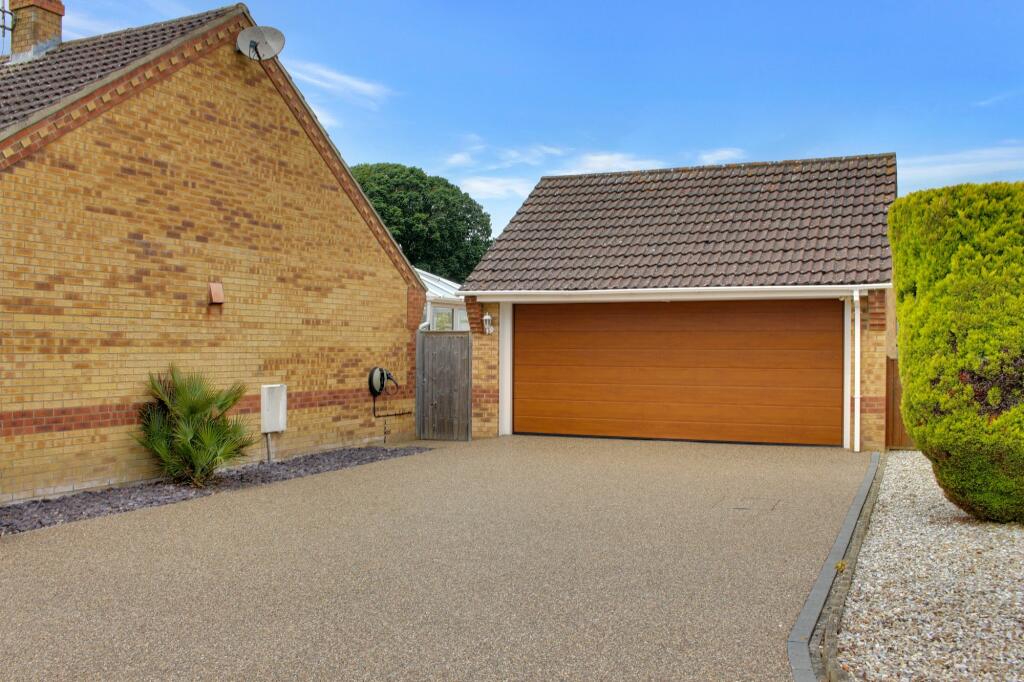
{"left": 1, "top": 445, "right": 428, "bottom": 536}
{"left": 837, "top": 451, "right": 1024, "bottom": 680}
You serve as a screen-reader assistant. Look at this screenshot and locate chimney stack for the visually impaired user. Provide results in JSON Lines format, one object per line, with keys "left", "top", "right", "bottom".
{"left": 9, "top": 0, "right": 64, "bottom": 60}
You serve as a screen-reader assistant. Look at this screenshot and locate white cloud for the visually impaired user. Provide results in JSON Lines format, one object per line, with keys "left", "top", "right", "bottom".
{"left": 973, "top": 91, "right": 1018, "bottom": 108}
{"left": 491, "top": 144, "right": 566, "bottom": 168}
{"left": 446, "top": 134, "right": 486, "bottom": 166}
{"left": 444, "top": 138, "right": 564, "bottom": 170}
{"left": 62, "top": 9, "right": 128, "bottom": 39}
{"left": 445, "top": 152, "right": 475, "bottom": 167}
{"left": 309, "top": 104, "right": 341, "bottom": 129}
{"left": 898, "top": 145, "right": 1024, "bottom": 191}
{"left": 554, "top": 152, "right": 665, "bottom": 175}
{"left": 460, "top": 176, "right": 535, "bottom": 199}
{"left": 698, "top": 147, "right": 746, "bottom": 165}
{"left": 283, "top": 59, "right": 392, "bottom": 109}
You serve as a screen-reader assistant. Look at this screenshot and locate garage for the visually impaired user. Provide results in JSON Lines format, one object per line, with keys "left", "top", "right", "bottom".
{"left": 460, "top": 153, "right": 897, "bottom": 451}
{"left": 512, "top": 299, "right": 844, "bottom": 445}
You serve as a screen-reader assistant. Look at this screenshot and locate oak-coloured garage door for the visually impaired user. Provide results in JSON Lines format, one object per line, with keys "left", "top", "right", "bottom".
{"left": 513, "top": 300, "right": 844, "bottom": 445}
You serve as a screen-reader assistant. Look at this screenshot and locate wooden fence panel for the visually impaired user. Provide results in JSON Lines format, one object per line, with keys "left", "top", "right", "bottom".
{"left": 416, "top": 331, "right": 472, "bottom": 441}
{"left": 886, "top": 358, "right": 915, "bottom": 450}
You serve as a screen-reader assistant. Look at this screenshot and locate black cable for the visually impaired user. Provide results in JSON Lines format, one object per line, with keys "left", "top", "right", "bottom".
{"left": 372, "top": 375, "right": 412, "bottom": 418}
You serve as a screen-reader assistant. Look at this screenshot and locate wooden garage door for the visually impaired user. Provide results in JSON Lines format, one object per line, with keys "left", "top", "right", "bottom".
{"left": 513, "top": 300, "right": 844, "bottom": 445}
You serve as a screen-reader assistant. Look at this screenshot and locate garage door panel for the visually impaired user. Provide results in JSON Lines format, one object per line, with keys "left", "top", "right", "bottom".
{"left": 514, "top": 398, "right": 841, "bottom": 427}
{"left": 514, "top": 347, "right": 841, "bottom": 371}
{"left": 513, "top": 382, "right": 841, "bottom": 407}
{"left": 513, "top": 300, "right": 844, "bottom": 446}
{"left": 514, "top": 329, "right": 840, "bottom": 352}
{"left": 515, "top": 301, "right": 843, "bottom": 333}
{"left": 513, "top": 416, "right": 840, "bottom": 447}
{"left": 515, "top": 314, "right": 840, "bottom": 334}
{"left": 513, "top": 364, "right": 843, "bottom": 390}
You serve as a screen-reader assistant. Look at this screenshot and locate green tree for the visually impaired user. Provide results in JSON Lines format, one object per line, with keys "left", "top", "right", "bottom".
{"left": 890, "top": 182, "right": 1024, "bottom": 522}
{"left": 352, "top": 163, "right": 493, "bottom": 283}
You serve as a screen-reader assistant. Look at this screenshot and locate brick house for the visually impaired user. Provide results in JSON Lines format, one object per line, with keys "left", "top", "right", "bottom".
{"left": 461, "top": 154, "right": 899, "bottom": 451}
{"left": 0, "top": 2, "right": 426, "bottom": 502}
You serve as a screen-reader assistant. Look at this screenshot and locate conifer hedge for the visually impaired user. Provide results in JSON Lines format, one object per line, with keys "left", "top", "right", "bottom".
{"left": 889, "top": 182, "right": 1024, "bottom": 522}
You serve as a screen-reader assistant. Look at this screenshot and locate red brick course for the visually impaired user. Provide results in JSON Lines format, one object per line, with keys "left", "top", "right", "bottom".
{"left": 0, "top": 404, "right": 137, "bottom": 437}
{"left": 860, "top": 396, "right": 885, "bottom": 415}
{"left": 0, "top": 388, "right": 401, "bottom": 438}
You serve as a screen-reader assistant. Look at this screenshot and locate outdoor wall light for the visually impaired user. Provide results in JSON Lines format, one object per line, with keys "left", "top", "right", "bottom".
{"left": 482, "top": 311, "right": 494, "bottom": 335}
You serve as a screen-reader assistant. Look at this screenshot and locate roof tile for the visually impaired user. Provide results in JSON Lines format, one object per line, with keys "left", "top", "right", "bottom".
{"left": 0, "top": 5, "right": 239, "bottom": 134}
{"left": 463, "top": 154, "right": 896, "bottom": 291}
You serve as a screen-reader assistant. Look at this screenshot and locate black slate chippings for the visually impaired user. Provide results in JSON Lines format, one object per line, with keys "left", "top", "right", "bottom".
{"left": 0, "top": 445, "right": 428, "bottom": 536}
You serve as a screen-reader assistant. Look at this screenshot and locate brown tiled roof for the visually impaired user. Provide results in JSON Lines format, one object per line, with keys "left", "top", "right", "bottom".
{"left": 0, "top": 5, "right": 240, "bottom": 135}
{"left": 462, "top": 153, "right": 896, "bottom": 291}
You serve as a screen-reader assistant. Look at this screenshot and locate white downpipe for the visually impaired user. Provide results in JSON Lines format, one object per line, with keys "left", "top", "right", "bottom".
{"left": 418, "top": 301, "right": 432, "bottom": 330}
{"left": 842, "top": 297, "right": 851, "bottom": 449}
{"left": 498, "top": 302, "right": 513, "bottom": 435}
{"left": 853, "top": 289, "right": 862, "bottom": 453}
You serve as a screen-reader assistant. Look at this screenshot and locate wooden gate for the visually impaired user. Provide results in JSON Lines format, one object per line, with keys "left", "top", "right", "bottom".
{"left": 886, "top": 358, "right": 915, "bottom": 449}
{"left": 416, "top": 331, "right": 472, "bottom": 440}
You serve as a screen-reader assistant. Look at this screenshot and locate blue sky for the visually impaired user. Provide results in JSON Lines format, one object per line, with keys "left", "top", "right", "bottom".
{"left": 62, "top": 1, "right": 1024, "bottom": 234}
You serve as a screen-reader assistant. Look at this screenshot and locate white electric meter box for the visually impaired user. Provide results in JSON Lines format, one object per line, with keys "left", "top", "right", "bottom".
{"left": 260, "top": 384, "right": 287, "bottom": 433}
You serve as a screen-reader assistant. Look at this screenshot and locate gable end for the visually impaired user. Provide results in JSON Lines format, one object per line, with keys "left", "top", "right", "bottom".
{"left": 0, "top": 8, "right": 422, "bottom": 290}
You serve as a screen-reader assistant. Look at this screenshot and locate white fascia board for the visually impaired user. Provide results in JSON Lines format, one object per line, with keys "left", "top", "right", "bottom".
{"left": 460, "top": 283, "right": 892, "bottom": 303}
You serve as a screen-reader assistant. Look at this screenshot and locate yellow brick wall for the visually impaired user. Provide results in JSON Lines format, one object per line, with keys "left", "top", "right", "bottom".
{"left": 852, "top": 291, "right": 888, "bottom": 451}
{"left": 0, "top": 41, "right": 421, "bottom": 502}
{"left": 466, "top": 298, "right": 499, "bottom": 438}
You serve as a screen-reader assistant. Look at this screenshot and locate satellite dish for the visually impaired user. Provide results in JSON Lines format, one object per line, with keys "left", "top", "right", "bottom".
{"left": 236, "top": 26, "right": 285, "bottom": 61}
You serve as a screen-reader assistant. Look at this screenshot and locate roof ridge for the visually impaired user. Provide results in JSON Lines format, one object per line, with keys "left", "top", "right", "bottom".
{"left": 58, "top": 4, "right": 244, "bottom": 49}
{"left": 539, "top": 152, "right": 897, "bottom": 182}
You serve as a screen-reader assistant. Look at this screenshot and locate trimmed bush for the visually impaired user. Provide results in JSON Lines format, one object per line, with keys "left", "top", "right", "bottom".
{"left": 889, "top": 182, "right": 1024, "bottom": 522}
{"left": 137, "top": 366, "right": 257, "bottom": 487}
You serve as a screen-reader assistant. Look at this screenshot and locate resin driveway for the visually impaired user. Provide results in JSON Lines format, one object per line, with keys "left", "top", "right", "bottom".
{"left": 0, "top": 436, "right": 868, "bottom": 680}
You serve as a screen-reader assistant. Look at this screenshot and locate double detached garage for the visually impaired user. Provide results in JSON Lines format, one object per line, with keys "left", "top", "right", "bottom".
{"left": 461, "top": 153, "right": 897, "bottom": 452}
{"left": 511, "top": 299, "right": 844, "bottom": 446}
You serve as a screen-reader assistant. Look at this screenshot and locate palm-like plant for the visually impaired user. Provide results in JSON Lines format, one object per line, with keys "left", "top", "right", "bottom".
{"left": 137, "top": 366, "right": 257, "bottom": 487}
